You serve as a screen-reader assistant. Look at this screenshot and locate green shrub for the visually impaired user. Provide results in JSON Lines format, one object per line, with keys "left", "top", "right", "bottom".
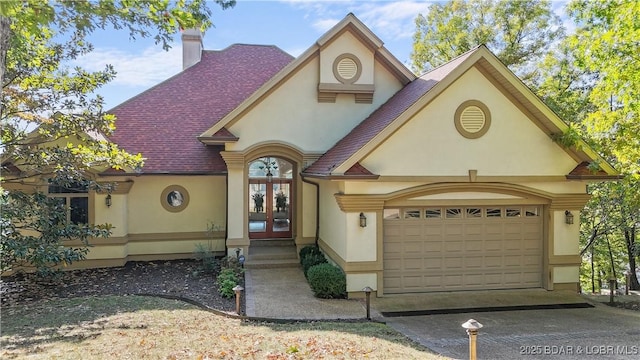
{"left": 216, "top": 268, "right": 239, "bottom": 298}
{"left": 193, "top": 242, "right": 220, "bottom": 276}
{"left": 307, "top": 263, "right": 346, "bottom": 299}
{"left": 299, "top": 245, "right": 322, "bottom": 264}
{"left": 302, "top": 253, "right": 327, "bottom": 276}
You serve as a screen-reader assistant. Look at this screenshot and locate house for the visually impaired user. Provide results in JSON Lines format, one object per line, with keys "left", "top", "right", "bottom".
{"left": 20, "top": 14, "right": 621, "bottom": 296}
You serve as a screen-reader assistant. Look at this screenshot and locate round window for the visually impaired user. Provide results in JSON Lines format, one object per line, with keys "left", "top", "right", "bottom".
{"left": 454, "top": 100, "right": 491, "bottom": 139}
{"left": 161, "top": 185, "right": 190, "bottom": 212}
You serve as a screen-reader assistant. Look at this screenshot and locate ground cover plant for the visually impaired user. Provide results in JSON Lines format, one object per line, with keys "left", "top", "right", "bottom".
{"left": 1, "top": 295, "right": 445, "bottom": 360}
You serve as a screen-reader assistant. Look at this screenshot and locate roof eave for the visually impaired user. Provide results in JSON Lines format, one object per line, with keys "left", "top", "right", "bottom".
{"left": 197, "top": 136, "right": 239, "bottom": 145}
{"left": 565, "top": 174, "right": 624, "bottom": 181}
{"left": 301, "top": 172, "right": 380, "bottom": 181}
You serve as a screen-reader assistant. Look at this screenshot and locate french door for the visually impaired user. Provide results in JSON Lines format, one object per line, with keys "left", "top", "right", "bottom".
{"left": 248, "top": 179, "right": 292, "bottom": 239}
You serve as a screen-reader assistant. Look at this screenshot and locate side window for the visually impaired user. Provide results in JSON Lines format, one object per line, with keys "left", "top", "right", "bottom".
{"left": 48, "top": 182, "right": 89, "bottom": 224}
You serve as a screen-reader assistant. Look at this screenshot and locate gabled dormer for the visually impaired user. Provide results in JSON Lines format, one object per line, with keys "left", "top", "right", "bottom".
{"left": 316, "top": 13, "right": 412, "bottom": 104}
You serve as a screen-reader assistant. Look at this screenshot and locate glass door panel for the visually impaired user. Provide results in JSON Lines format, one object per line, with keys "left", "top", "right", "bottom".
{"left": 271, "top": 182, "right": 290, "bottom": 235}
{"left": 249, "top": 182, "right": 267, "bottom": 237}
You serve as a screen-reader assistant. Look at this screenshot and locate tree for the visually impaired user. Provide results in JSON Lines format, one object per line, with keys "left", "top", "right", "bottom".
{"left": 567, "top": 0, "right": 640, "bottom": 290}
{"left": 410, "top": 0, "right": 563, "bottom": 82}
{"left": 567, "top": 0, "right": 640, "bottom": 176}
{"left": 0, "top": 0, "right": 235, "bottom": 276}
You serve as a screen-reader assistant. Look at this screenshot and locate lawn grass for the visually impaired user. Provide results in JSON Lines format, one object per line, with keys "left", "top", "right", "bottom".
{"left": 1, "top": 295, "right": 447, "bottom": 359}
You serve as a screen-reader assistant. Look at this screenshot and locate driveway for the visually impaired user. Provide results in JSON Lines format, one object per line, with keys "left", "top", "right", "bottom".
{"left": 384, "top": 303, "right": 640, "bottom": 359}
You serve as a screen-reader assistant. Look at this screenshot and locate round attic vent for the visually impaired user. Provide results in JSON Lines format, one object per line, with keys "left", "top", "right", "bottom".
{"left": 454, "top": 100, "right": 491, "bottom": 139}
{"left": 337, "top": 58, "right": 357, "bottom": 79}
{"left": 333, "top": 53, "right": 362, "bottom": 84}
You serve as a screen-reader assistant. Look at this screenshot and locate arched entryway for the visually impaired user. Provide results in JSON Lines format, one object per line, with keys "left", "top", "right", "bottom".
{"left": 248, "top": 157, "right": 293, "bottom": 239}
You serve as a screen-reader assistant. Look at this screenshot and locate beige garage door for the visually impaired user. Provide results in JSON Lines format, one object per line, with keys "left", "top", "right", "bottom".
{"left": 383, "top": 206, "right": 543, "bottom": 294}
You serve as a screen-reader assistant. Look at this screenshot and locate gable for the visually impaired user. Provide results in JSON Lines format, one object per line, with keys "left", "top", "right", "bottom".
{"left": 199, "top": 13, "right": 415, "bottom": 153}
{"left": 361, "top": 66, "right": 577, "bottom": 177}
{"left": 224, "top": 52, "right": 405, "bottom": 154}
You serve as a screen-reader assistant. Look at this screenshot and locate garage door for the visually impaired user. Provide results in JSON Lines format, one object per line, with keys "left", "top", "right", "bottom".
{"left": 383, "top": 206, "right": 543, "bottom": 294}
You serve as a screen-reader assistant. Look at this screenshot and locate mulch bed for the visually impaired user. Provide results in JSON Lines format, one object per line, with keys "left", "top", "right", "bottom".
{"left": 0, "top": 260, "right": 241, "bottom": 313}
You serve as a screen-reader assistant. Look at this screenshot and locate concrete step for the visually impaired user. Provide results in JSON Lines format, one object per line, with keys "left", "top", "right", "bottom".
{"left": 249, "top": 246, "right": 298, "bottom": 261}
{"left": 250, "top": 239, "right": 295, "bottom": 247}
{"left": 244, "top": 258, "right": 301, "bottom": 269}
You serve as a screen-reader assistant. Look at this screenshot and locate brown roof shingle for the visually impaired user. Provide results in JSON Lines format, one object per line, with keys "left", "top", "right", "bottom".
{"left": 108, "top": 44, "right": 293, "bottom": 174}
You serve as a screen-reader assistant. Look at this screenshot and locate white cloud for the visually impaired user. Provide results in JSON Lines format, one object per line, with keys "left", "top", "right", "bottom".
{"left": 312, "top": 18, "right": 342, "bottom": 33}
{"left": 74, "top": 46, "right": 182, "bottom": 88}
{"left": 355, "top": 1, "right": 431, "bottom": 39}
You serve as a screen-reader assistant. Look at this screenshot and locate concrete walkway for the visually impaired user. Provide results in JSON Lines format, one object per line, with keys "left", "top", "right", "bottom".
{"left": 244, "top": 267, "right": 640, "bottom": 359}
{"left": 244, "top": 267, "right": 369, "bottom": 320}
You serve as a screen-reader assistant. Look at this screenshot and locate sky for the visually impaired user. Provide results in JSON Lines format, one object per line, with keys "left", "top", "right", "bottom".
{"left": 76, "top": 0, "right": 571, "bottom": 110}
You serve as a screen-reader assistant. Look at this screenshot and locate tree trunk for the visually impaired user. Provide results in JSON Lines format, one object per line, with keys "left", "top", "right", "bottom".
{"left": 625, "top": 228, "right": 640, "bottom": 290}
{"left": 0, "top": 15, "right": 11, "bottom": 92}
{"left": 591, "top": 245, "right": 596, "bottom": 293}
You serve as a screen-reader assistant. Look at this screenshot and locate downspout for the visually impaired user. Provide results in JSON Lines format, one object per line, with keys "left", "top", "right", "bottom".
{"left": 224, "top": 171, "right": 229, "bottom": 251}
{"left": 301, "top": 175, "right": 320, "bottom": 247}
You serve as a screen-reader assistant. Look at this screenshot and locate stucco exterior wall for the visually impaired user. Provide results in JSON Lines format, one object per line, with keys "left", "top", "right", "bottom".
{"left": 302, "top": 181, "right": 318, "bottom": 239}
{"left": 345, "top": 210, "right": 377, "bottom": 262}
{"left": 125, "top": 176, "right": 225, "bottom": 234}
{"left": 318, "top": 180, "right": 347, "bottom": 259}
{"left": 361, "top": 67, "right": 577, "bottom": 177}
{"left": 226, "top": 57, "right": 403, "bottom": 153}
{"left": 84, "top": 175, "right": 227, "bottom": 265}
{"left": 553, "top": 210, "right": 580, "bottom": 256}
{"left": 319, "top": 31, "right": 375, "bottom": 85}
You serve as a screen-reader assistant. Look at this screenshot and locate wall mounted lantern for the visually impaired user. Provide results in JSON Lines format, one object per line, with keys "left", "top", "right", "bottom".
{"left": 359, "top": 212, "right": 367, "bottom": 228}
{"left": 105, "top": 194, "right": 112, "bottom": 207}
{"left": 565, "top": 210, "right": 574, "bottom": 224}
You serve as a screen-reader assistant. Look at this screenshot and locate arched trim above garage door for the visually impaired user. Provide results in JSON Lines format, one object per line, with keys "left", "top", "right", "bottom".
{"left": 386, "top": 183, "right": 554, "bottom": 204}
{"left": 335, "top": 183, "right": 555, "bottom": 212}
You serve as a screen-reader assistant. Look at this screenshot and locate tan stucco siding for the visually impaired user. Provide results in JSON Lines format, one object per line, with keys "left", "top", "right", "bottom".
{"left": 226, "top": 57, "right": 403, "bottom": 153}
{"left": 319, "top": 31, "right": 375, "bottom": 85}
{"left": 361, "top": 67, "right": 578, "bottom": 177}
{"left": 345, "top": 210, "right": 377, "bottom": 262}
{"left": 302, "top": 181, "right": 318, "bottom": 239}
{"left": 125, "top": 176, "right": 226, "bottom": 234}
{"left": 318, "top": 180, "right": 347, "bottom": 258}
{"left": 553, "top": 210, "right": 580, "bottom": 256}
{"left": 94, "top": 193, "right": 128, "bottom": 237}
{"left": 83, "top": 175, "right": 226, "bottom": 265}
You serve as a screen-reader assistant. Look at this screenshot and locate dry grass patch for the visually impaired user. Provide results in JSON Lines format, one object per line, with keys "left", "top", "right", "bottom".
{"left": 1, "top": 295, "right": 446, "bottom": 359}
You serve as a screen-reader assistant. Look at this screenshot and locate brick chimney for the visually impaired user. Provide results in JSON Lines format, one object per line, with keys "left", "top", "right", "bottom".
{"left": 181, "top": 28, "right": 203, "bottom": 70}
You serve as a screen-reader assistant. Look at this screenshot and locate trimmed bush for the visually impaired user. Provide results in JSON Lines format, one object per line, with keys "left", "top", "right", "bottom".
{"left": 307, "top": 263, "right": 346, "bottom": 299}
{"left": 216, "top": 268, "right": 239, "bottom": 298}
{"left": 301, "top": 253, "right": 327, "bottom": 277}
{"left": 299, "top": 245, "right": 322, "bottom": 264}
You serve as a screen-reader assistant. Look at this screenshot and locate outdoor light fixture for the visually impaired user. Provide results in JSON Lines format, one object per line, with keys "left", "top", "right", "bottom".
{"left": 462, "top": 319, "right": 483, "bottom": 360}
{"left": 359, "top": 212, "right": 367, "bottom": 228}
{"left": 565, "top": 210, "right": 574, "bottom": 224}
{"left": 266, "top": 169, "right": 273, "bottom": 183}
{"left": 105, "top": 194, "right": 112, "bottom": 207}
{"left": 363, "top": 286, "right": 373, "bottom": 320}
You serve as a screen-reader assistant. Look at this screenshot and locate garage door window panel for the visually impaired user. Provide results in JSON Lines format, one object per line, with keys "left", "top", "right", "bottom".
{"left": 384, "top": 209, "right": 401, "bottom": 220}
{"left": 506, "top": 207, "right": 522, "bottom": 217}
{"left": 486, "top": 208, "right": 502, "bottom": 217}
{"left": 525, "top": 207, "right": 540, "bottom": 217}
{"left": 425, "top": 208, "right": 442, "bottom": 219}
{"left": 446, "top": 208, "right": 463, "bottom": 218}
{"left": 404, "top": 209, "right": 421, "bottom": 219}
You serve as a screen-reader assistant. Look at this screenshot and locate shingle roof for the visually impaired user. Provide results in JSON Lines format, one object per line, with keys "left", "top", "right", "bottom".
{"left": 303, "top": 47, "right": 478, "bottom": 177}
{"left": 107, "top": 44, "right": 294, "bottom": 174}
